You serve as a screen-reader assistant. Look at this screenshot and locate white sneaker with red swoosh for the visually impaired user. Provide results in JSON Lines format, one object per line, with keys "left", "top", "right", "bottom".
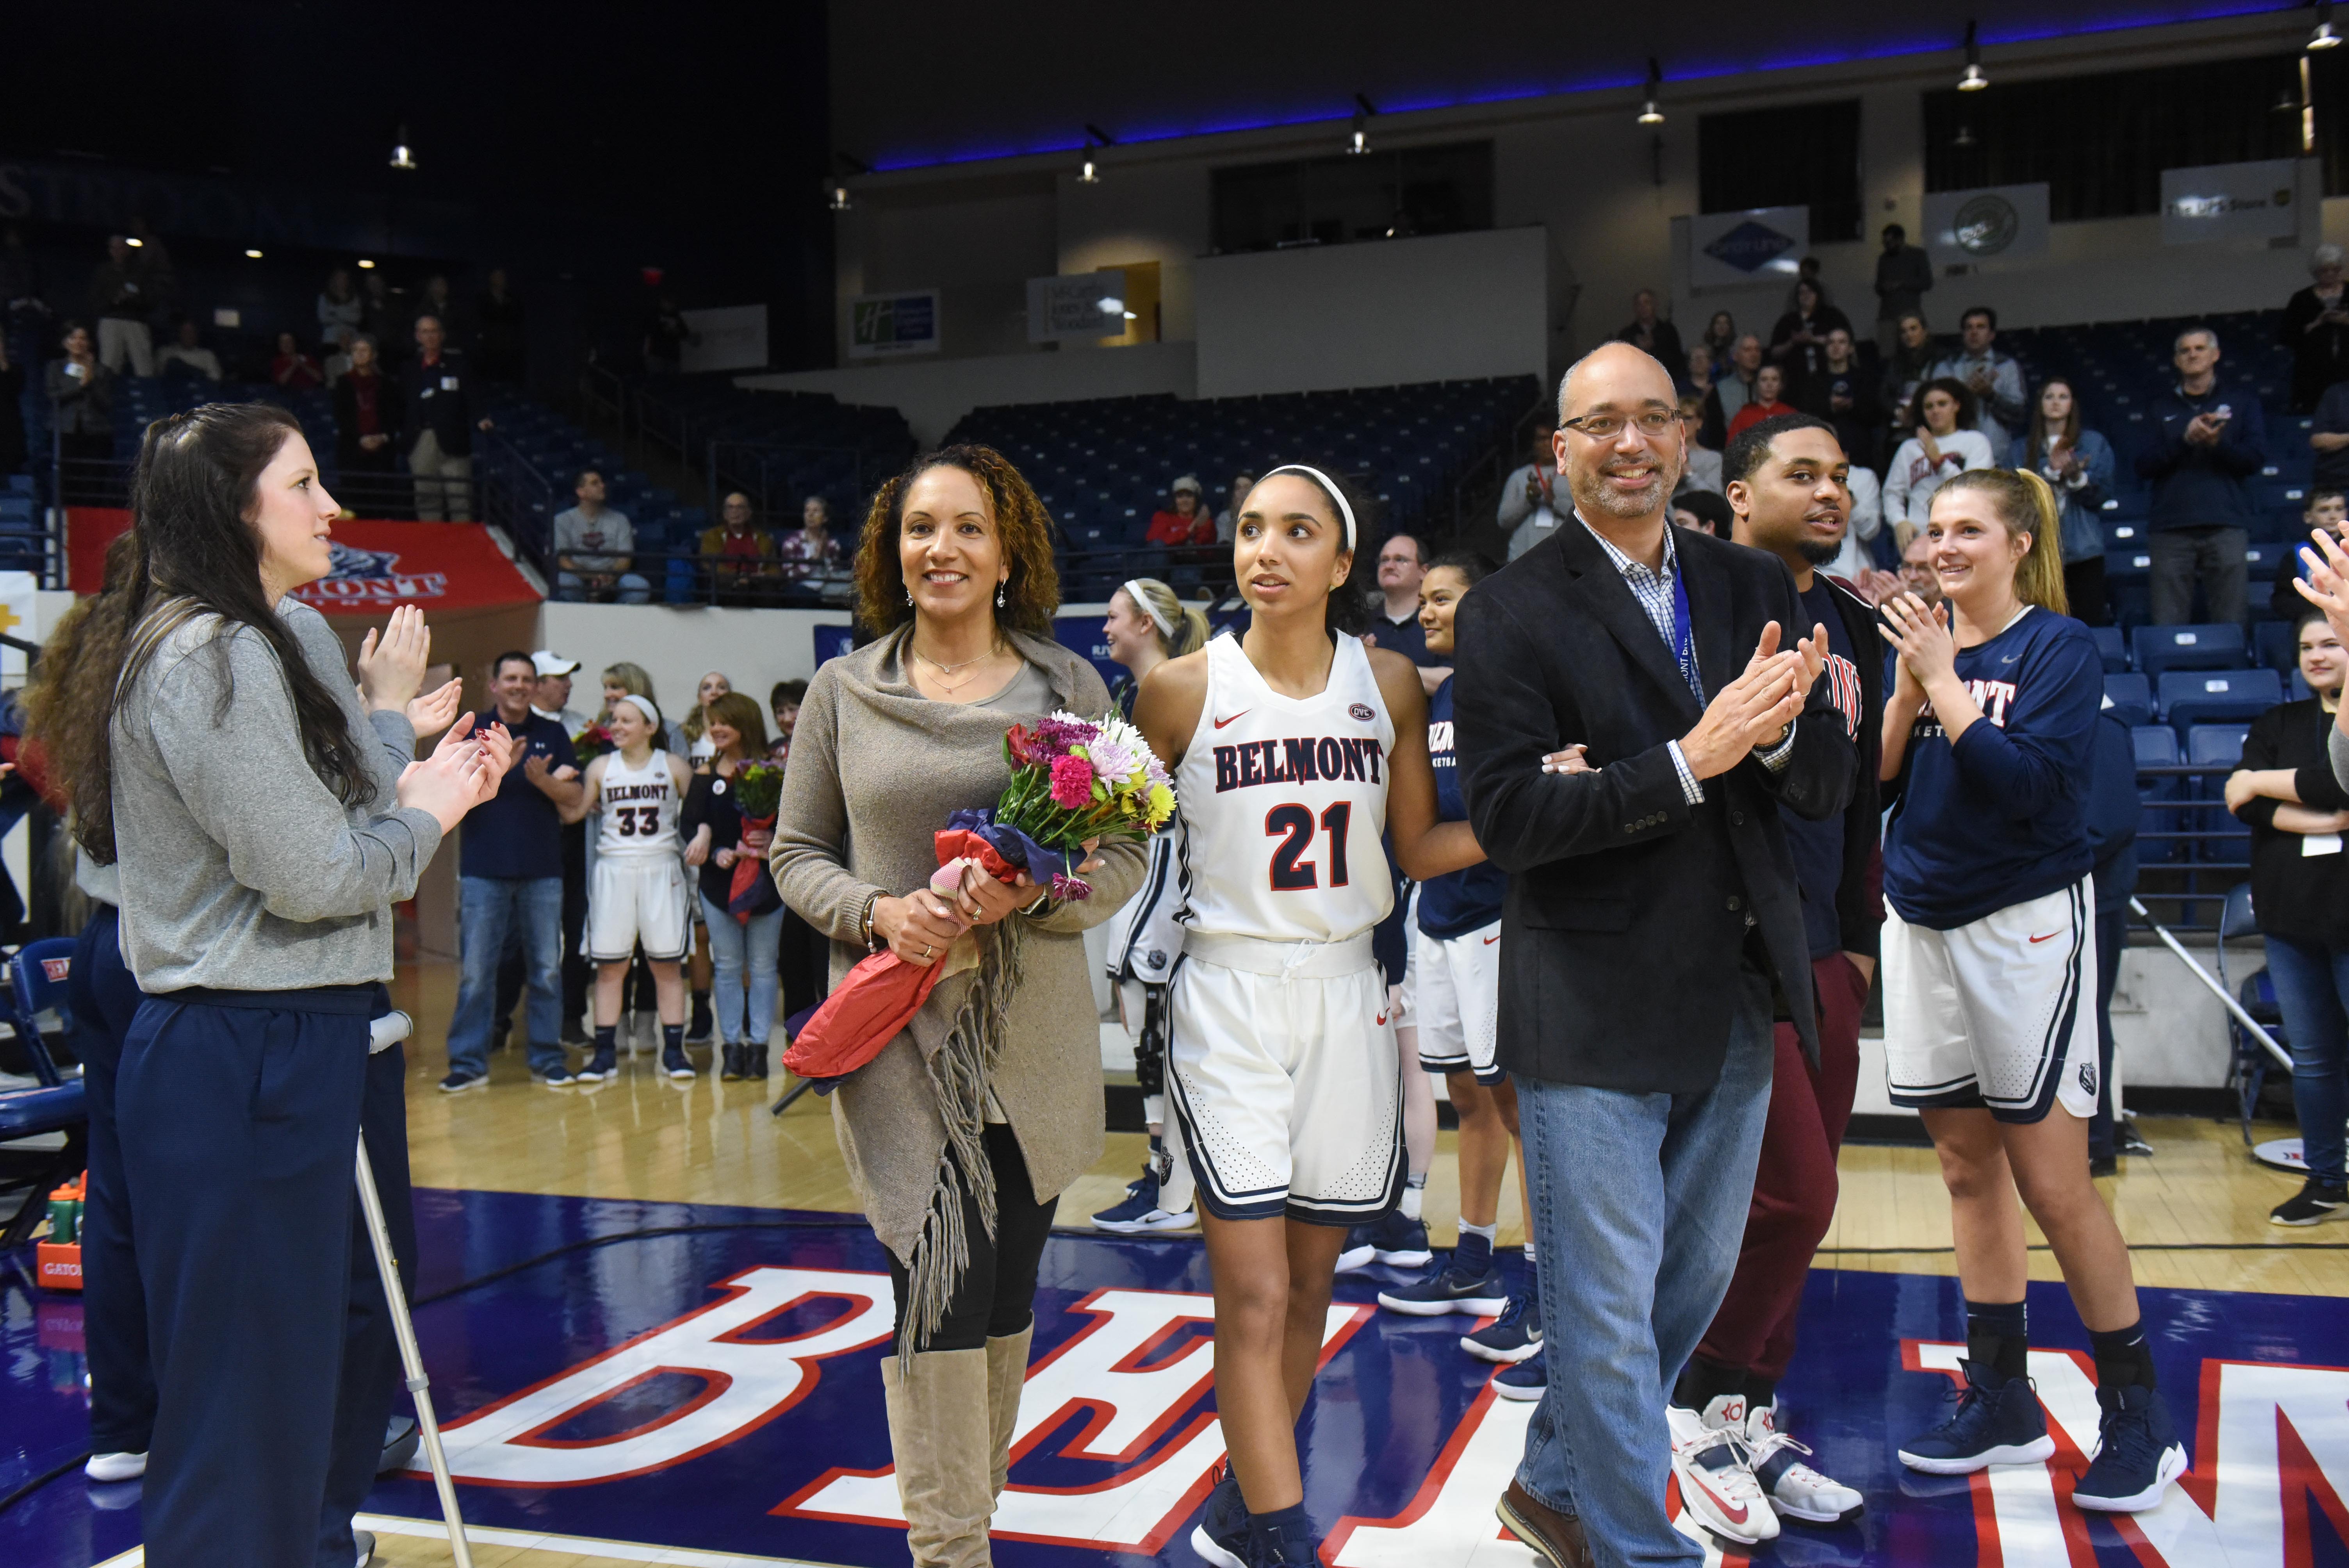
{"left": 1669, "top": 1416, "right": 1779, "bottom": 1546}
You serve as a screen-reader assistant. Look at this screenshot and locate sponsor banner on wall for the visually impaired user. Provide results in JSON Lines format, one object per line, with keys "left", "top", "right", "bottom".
{"left": 1923, "top": 183, "right": 2050, "bottom": 265}
{"left": 847, "top": 290, "right": 941, "bottom": 358}
{"left": 679, "top": 305, "right": 769, "bottom": 373}
{"left": 1687, "top": 206, "right": 1808, "bottom": 290}
{"left": 2160, "top": 159, "right": 2301, "bottom": 244}
{"left": 1027, "top": 274, "right": 1126, "bottom": 343}
{"left": 68, "top": 509, "right": 539, "bottom": 614}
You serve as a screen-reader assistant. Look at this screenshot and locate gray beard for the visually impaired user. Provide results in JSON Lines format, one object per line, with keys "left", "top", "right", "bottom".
{"left": 1573, "top": 470, "right": 1664, "bottom": 519}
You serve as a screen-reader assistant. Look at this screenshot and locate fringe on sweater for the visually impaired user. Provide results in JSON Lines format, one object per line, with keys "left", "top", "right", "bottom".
{"left": 897, "top": 919, "right": 1027, "bottom": 1368}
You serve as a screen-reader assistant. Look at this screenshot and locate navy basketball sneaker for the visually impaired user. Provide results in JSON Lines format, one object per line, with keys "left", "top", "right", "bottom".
{"left": 2070, "top": 1383, "right": 2188, "bottom": 1513}
{"left": 1896, "top": 1360, "right": 2056, "bottom": 1473}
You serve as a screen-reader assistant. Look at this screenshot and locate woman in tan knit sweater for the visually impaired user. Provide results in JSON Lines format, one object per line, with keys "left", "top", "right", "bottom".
{"left": 770, "top": 445, "right": 1145, "bottom": 1567}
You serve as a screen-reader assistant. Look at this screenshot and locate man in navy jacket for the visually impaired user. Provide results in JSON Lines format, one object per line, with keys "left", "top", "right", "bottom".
{"left": 2138, "top": 325, "right": 2267, "bottom": 626}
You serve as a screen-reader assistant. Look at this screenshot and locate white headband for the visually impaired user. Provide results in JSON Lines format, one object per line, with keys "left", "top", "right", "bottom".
{"left": 1122, "top": 579, "right": 1176, "bottom": 639}
{"left": 617, "top": 693, "right": 661, "bottom": 730}
{"left": 1260, "top": 463, "right": 1356, "bottom": 550}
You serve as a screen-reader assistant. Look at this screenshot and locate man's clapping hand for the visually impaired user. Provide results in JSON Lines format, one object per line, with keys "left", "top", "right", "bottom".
{"left": 1678, "top": 620, "right": 1821, "bottom": 780}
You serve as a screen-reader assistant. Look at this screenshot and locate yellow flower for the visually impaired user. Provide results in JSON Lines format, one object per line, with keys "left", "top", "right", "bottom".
{"left": 1146, "top": 783, "right": 1175, "bottom": 823}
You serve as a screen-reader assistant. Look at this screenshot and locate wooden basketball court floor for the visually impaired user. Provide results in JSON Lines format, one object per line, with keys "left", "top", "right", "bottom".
{"left": 63, "top": 960, "right": 2349, "bottom": 1568}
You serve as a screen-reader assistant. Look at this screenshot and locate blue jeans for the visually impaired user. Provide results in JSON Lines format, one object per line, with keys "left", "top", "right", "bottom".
{"left": 701, "top": 892, "right": 784, "bottom": 1044}
{"left": 448, "top": 876, "right": 566, "bottom": 1078}
{"left": 2260, "top": 933, "right": 2349, "bottom": 1187}
{"left": 1515, "top": 965, "right": 1776, "bottom": 1568}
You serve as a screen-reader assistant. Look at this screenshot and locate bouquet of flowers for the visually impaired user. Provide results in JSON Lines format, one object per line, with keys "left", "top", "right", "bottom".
{"left": 782, "top": 711, "right": 1177, "bottom": 1092}
{"left": 725, "top": 762, "right": 786, "bottom": 924}
{"left": 571, "top": 721, "right": 616, "bottom": 763}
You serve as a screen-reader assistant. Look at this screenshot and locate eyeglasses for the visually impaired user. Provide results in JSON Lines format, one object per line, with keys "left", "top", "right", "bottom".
{"left": 1559, "top": 410, "right": 1682, "bottom": 440}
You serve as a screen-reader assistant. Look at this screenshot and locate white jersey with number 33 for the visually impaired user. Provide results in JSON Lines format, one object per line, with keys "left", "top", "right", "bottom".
{"left": 595, "top": 748, "right": 682, "bottom": 859}
{"left": 1175, "top": 633, "right": 1395, "bottom": 944}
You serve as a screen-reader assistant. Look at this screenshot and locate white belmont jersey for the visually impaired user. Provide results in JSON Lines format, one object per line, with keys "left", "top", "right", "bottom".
{"left": 595, "top": 748, "right": 683, "bottom": 858}
{"left": 1175, "top": 632, "right": 1395, "bottom": 944}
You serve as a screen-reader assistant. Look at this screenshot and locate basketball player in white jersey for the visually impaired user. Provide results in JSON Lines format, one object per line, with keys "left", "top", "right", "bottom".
{"left": 1133, "top": 465, "right": 1483, "bottom": 1568}
{"left": 561, "top": 693, "right": 696, "bottom": 1081}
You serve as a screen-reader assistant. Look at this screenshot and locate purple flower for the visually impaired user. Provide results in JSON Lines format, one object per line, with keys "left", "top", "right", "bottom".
{"left": 1048, "top": 754, "right": 1096, "bottom": 810}
{"left": 1035, "top": 714, "right": 1099, "bottom": 756}
{"left": 1050, "top": 871, "right": 1092, "bottom": 901}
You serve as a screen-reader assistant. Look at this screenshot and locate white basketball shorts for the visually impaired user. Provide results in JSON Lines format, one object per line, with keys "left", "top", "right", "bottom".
{"left": 1883, "top": 874, "right": 2099, "bottom": 1124}
{"left": 588, "top": 855, "right": 692, "bottom": 963}
{"left": 1405, "top": 918, "right": 1502, "bottom": 1084}
{"left": 1166, "top": 930, "right": 1404, "bottom": 1226}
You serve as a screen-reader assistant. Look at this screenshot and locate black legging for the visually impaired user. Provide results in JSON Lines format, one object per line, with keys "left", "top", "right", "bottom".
{"left": 889, "top": 1121, "right": 1059, "bottom": 1352}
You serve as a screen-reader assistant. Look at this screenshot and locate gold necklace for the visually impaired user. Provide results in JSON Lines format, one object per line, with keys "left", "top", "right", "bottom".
{"left": 911, "top": 638, "right": 1003, "bottom": 683}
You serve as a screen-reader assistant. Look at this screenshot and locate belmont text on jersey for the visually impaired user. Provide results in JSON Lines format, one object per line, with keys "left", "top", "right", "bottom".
{"left": 602, "top": 781, "right": 674, "bottom": 803}
{"left": 1909, "top": 676, "right": 2020, "bottom": 740}
{"left": 1211, "top": 735, "right": 1385, "bottom": 793}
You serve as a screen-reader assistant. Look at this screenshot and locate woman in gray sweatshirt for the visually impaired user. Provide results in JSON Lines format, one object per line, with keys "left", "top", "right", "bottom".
{"left": 38, "top": 402, "right": 510, "bottom": 1568}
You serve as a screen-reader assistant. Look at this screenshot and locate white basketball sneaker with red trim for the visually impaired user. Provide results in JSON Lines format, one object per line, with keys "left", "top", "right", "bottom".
{"left": 1667, "top": 1395, "right": 1779, "bottom": 1546}
{"left": 1745, "top": 1401, "right": 1864, "bottom": 1524}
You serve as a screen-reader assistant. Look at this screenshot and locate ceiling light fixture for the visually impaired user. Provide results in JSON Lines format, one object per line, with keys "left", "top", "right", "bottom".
{"left": 828, "top": 182, "right": 852, "bottom": 212}
{"left": 357, "top": 258, "right": 376, "bottom": 269}
{"left": 389, "top": 124, "right": 417, "bottom": 170}
{"left": 1959, "top": 20, "right": 1989, "bottom": 90}
{"left": 1348, "top": 93, "right": 1377, "bottom": 155}
{"left": 1638, "top": 58, "right": 1665, "bottom": 125}
{"left": 244, "top": 248, "right": 263, "bottom": 259}
{"left": 2312, "top": 0, "right": 2341, "bottom": 50}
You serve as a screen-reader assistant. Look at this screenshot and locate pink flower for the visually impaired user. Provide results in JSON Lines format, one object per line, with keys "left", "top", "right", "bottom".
{"left": 1048, "top": 754, "right": 1095, "bottom": 810}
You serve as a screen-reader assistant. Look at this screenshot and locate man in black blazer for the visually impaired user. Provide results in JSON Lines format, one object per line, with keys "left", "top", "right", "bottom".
{"left": 1454, "top": 344, "right": 1857, "bottom": 1568}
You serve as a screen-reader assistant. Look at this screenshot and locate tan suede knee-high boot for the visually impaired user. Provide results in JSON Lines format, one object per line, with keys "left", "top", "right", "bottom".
{"left": 984, "top": 1326, "right": 1033, "bottom": 1498}
{"left": 882, "top": 1348, "right": 994, "bottom": 1568}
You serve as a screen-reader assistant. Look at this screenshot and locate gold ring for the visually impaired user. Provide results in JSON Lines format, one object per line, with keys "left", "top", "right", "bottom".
{"left": 923, "top": 943, "right": 934, "bottom": 959}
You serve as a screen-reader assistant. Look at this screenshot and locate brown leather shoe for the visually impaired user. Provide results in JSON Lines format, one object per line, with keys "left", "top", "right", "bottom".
{"left": 1498, "top": 1479, "right": 1594, "bottom": 1568}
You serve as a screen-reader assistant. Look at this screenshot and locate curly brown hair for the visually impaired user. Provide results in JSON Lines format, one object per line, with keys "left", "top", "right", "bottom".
{"left": 853, "top": 444, "right": 1060, "bottom": 637}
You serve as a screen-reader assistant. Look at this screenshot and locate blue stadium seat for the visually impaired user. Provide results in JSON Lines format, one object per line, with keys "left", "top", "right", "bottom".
{"left": 2101, "top": 673, "right": 2152, "bottom": 726}
{"left": 2133, "top": 623, "right": 2247, "bottom": 676}
{"left": 2131, "top": 725, "right": 2181, "bottom": 865}
{"left": 2187, "top": 723, "right": 2253, "bottom": 864}
{"left": 2090, "top": 625, "right": 2128, "bottom": 673}
{"left": 2159, "top": 668, "right": 2281, "bottom": 731}
{"left": 2255, "top": 620, "right": 2298, "bottom": 673}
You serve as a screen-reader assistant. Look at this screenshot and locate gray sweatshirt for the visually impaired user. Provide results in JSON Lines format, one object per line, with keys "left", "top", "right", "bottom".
{"left": 110, "top": 598, "right": 442, "bottom": 992}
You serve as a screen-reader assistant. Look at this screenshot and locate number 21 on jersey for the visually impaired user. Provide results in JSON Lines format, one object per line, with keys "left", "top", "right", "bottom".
{"left": 1267, "top": 802, "right": 1351, "bottom": 890}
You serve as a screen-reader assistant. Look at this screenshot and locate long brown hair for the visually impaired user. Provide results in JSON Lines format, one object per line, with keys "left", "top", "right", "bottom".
{"left": 27, "top": 404, "right": 377, "bottom": 863}
{"left": 852, "top": 444, "right": 1059, "bottom": 638}
{"left": 2025, "top": 378, "right": 2083, "bottom": 469}
{"left": 1937, "top": 467, "right": 2069, "bottom": 616}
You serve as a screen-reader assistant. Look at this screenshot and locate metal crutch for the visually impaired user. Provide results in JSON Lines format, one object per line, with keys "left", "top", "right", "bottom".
{"left": 359, "top": 1013, "right": 475, "bottom": 1568}
{"left": 2127, "top": 896, "right": 2294, "bottom": 1073}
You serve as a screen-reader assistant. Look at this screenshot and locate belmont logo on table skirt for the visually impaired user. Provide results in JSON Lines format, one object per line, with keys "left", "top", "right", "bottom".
{"left": 66, "top": 508, "right": 540, "bottom": 615}
{"left": 292, "top": 540, "right": 448, "bottom": 606}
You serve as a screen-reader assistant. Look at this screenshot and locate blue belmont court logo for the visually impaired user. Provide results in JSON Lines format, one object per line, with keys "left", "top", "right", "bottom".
{"left": 1702, "top": 220, "right": 1798, "bottom": 274}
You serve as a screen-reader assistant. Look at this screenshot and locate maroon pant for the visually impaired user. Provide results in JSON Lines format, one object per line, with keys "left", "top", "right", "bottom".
{"left": 1694, "top": 951, "right": 1866, "bottom": 1381}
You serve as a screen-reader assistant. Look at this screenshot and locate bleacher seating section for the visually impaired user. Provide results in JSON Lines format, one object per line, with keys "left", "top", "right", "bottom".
{"left": 944, "top": 377, "right": 1541, "bottom": 597}
{"left": 0, "top": 473, "right": 39, "bottom": 574}
{"left": 633, "top": 380, "right": 913, "bottom": 522}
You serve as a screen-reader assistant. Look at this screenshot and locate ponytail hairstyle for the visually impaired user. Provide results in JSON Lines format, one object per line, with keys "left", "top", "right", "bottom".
{"left": 34, "top": 404, "right": 377, "bottom": 864}
{"left": 1937, "top": 467, "right": 2069, "bottom": 616}
{"left": 1121, "top": 576, "right": 1210, "bottom": 659}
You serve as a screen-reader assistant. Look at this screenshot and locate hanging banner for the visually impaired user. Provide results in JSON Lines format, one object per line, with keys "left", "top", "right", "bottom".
{"left": 68, "top": 510, "right": 540, "bottom": 614}
{"left": 1027, "top": 274, "right": 1126, "bottom": 344}
{"left": 1687, "top": 206, "right": 1809, "bottom": 290}
{"left": 847, "top": 291, "right": 941, "bottom": 359}
{"left": 1923, "top": 183, "right": 2050, "bottom": 265}
{"left": 2160, "top": 159, "right": 2301, "bottom": 245}
{"left": 678, "top": 305, "right": 769, "bottom": 374}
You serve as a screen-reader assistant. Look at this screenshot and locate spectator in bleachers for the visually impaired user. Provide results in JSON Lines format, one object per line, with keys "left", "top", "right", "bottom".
{"left": 2225, "top": 602, "right": 2349, "bottom": 1224}
{"left": 1801, "top": 325, "right": 1882, "bottom": 470}
{"left": 1713, "top": 333, "right": 1765, "bottom": 435}
{"left": 317, "top": 268, "right": 362, "bottom": 351}
{"left": 1365, "top": 532, "right": 1442, "bottom": 682}
{"left": 2271, "top": 488, "right": 2349, "bottom": 621}
{"left": 2025, "top": 378, "right": 2116, "bottom": 625}
{"left": 770, "top": 679, "right": 805, "bottom": 765}
{"left": 1699, "top": 311, "right": 1737, "bottom": 376}
{"left": 412, "top": 274, "right": 462, "bottom": 346}
{"left": 1497, "top": 422, "right": 1563, "bottom": 559}
{"left": 1725, "top": 363, "right": 1797, "bottom": 441}
{"left": 1146, "top": 474, "right": 1215, "bottom": 547}
{"left": 153, "top": 320, "right": 220, "bottom": 383}
{"left": 45, "top": 323, "right": 113, "bottom": 467}
{"left": 1928, "top": 306, "right": 2027, "bottom": 463}
{"left": 2281, "top": 245, "right": 2349, "bottom": 414}
{"left": 643, "top": 293, "right": 696, "bottom": 374}
{"left": 1683, "top": 344, "right": 1715, "bottom": 404}
{"left": 776, "top": 494, "right": 843, "bottom": 600}
{"left": 401, "top": 314, "right": 492, "bottom": 522}
{"left": 321, "top": 326, "right": 356, "bottom": 387}
{"left": 1614, "top": 289, "right": 1683, "bottom": 371}
{"left": 552, "top": 469, "right": 651, "bottom": 603}
{"left": 1883, "top": 378, "right": 1993, "bottom": 547}
{"left": 1821, "top": 462, "right": 1887, "bottom": 588}
{"left": 1215, "top": 470, "right": 1253, "bottom": 543}
{"left": 360, "top": 269, "right": 400, "bottom": 362}
{"left": 1676, "top": 392, "right": 1723, "bottom": 495}
{"left": 1881, "top": 311, "right": 1939, "bottom": 437}
{"left": 1768, "top": 278, "right": 1851, "bottom": 385}
{"left": 87, "top": 237, "right": 154, "bottom": 378}
{"left": 1782, "top": 253, "right": 1827, "bottom": 310}
{"left": 700, "top": 491, "right": 781, "bottom": 604}
{"left": 269, "top": 330, "right": 323, "bottom": 391}
{"left": 476, "top": 267, "right": 525, "bottom": 381}
{"left": 1896, "top": 528, "right": 1943, "bottom": 606}
{"left": 2139, "top": 324, "right": 2267, "bottom": 626}
{"left": 2308, "top": 365, "right": 2349, "bottom": 495}
{"left": 333, "top": 335, "right": 403, "bottom": 497}
{"left": 1873, "top": 223, "right": 1934, "bottom": 356}
{"left": 1670, "top": 488, "right": 1732, "bottom": 538}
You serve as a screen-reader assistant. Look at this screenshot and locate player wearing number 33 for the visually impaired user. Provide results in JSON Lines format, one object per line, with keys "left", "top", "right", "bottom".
{"left": 1132, "top": 465, "right": 1477, "bottom": 1568}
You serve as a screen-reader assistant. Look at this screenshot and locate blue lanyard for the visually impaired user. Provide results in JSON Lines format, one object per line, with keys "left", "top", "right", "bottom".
{"left": 1668, "top": 563, "right": 1701, "bottom": 701}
